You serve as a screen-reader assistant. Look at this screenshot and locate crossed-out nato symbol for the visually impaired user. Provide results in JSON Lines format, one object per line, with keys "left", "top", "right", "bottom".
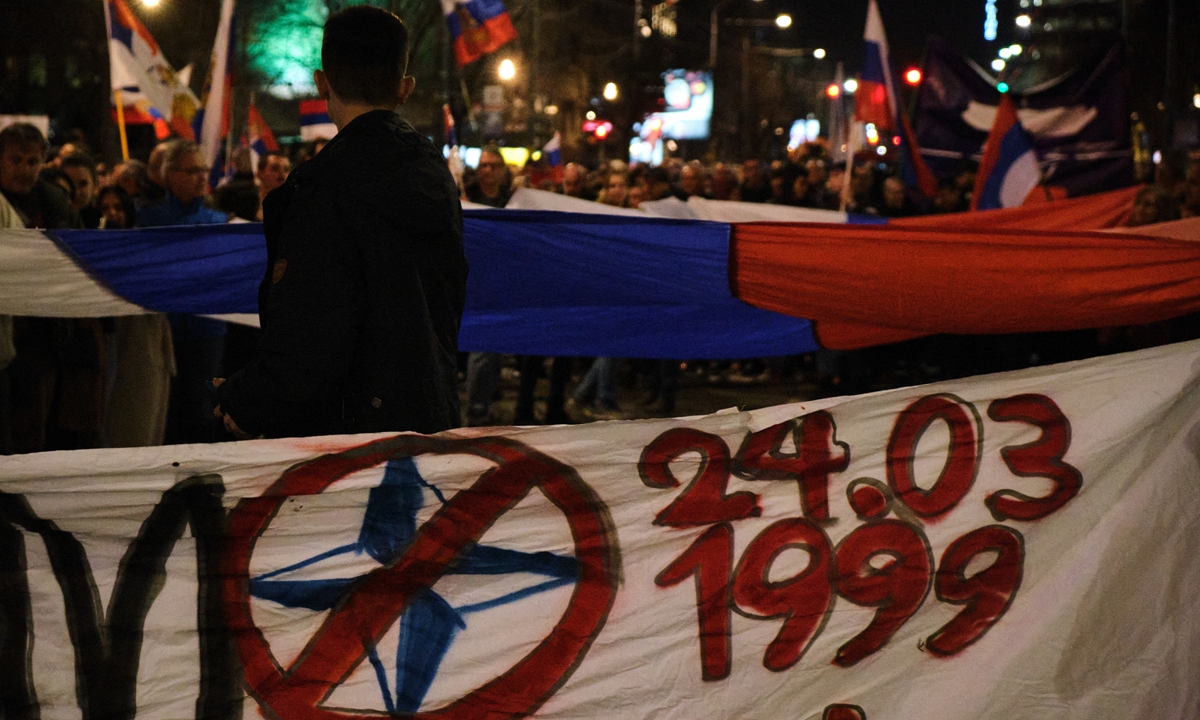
{"left": 250, "top": 457, "right": 579, "bottom": 713}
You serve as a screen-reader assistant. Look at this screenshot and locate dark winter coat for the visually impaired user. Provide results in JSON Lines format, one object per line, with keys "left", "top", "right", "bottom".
{"left": 217, "top": 109, "right": 467, "bottom": 438}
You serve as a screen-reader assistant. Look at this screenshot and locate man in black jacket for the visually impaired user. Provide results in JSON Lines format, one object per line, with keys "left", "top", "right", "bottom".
{"left": 215, "top": 6, "right": 467, "bottom": 438}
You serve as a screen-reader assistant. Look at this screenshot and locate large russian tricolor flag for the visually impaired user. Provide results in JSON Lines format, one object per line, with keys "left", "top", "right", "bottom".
{"left": 855, "top": 0, "right": 937, "bottom": 197}
{"left": 441, "top": 0, "right": 519, "bottom": 68}
{"left": 971, "top": 93, "right": 1041, "bottom": 210}
{"left": 0, "top": 184, "right": 1186, "bottom": 359}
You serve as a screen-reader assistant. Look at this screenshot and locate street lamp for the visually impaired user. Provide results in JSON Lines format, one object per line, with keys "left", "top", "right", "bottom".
{"left": 143, "top": 0, "right": 160, "bottom": 6}
{"left": 774, "top": 13, "right": 792, "bottom": 29}
{"left": 813, "top": 48, "right": 826, "bottom": 59}
{"left": 498, "top": 58, "right": 516, "bottom": 82}
{"left": 603, "top": 82, "right": 618, "bottom": 101}
{"left": 843, "top": 78, "right": 858, "bottom": 94}
{"left": 710, "top": 0, "right": 765, "bottom": 69}
{"left": 1015, "top": 14, "right": 1031, "bottom": 27}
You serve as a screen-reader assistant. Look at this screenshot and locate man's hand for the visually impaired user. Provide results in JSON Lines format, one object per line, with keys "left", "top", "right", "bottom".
{"left": 211, "top": 378, "right": 251, "bottom": 440}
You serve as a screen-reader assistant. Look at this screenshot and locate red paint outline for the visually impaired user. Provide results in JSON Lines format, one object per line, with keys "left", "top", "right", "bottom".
{"left": 222, "top": 434, "right": 620, "bottom": 720}
{"left": 886, "top": 394, "right": 982, "bottom": 520}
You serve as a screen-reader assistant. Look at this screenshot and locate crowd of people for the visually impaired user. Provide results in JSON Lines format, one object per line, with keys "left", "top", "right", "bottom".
{"left": 2, "top": 115, "right": 1199, "bottom": 452}
{"left": 456, "top": 141, "right": 1200, "bottom": 425}
{"left": 0, "top": 122, "right": 300, "bottom": 454}
{"left": 464, "top": 140, "right": 1200, "bottom": 223}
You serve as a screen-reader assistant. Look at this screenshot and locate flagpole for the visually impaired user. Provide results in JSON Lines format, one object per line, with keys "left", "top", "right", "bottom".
{"left": 114, "top": 89, "right": 130, "bottom": 161}
{"left": 841, "top": 121, "right": 859, "bottom": 212}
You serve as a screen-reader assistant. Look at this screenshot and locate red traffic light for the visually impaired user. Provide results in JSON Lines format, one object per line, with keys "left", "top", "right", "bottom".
{"left": 825, "top": 83, "right": 841, "bottom": 99}
{"left": 594, "top": 124, "right": 610, "bottom": 139}
{"left": 904, "top": 68, "right": 922, "bottom": 86}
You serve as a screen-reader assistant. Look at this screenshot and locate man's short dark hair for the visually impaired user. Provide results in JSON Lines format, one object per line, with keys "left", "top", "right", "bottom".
{"left": 0, "top": 123, "right": 49, "bottom": 156}
{"left": 321, "top": 6, "right": 409, "bottom": 106}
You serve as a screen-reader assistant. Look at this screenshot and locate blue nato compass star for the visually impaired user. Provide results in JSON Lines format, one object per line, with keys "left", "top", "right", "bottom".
{"left": 249, "top": 457, "right": 579, "bottom": 713}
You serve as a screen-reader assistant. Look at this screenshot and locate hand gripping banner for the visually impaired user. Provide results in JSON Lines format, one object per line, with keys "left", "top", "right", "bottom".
{"left": 3, "top": 339, "right": 1200, "bottom": 719}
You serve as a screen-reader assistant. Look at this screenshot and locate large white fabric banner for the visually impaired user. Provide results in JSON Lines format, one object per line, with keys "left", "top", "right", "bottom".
{"left": 3, "top": 341, "right": 1200, "bottom": 720}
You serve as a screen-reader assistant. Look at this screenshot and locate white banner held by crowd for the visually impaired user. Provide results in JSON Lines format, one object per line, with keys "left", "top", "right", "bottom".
{"left": 3, "top": 340, "right": 1200, "bottom": 719}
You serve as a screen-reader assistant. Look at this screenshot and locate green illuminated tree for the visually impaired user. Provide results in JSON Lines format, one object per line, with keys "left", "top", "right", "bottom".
{"left": 242, "top": 0, "right": 442, "bottom": 101}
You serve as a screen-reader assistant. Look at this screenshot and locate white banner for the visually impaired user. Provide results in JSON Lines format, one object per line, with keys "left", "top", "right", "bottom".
{"left": 3, "top": 341, "right": 1200, "bottom": 719}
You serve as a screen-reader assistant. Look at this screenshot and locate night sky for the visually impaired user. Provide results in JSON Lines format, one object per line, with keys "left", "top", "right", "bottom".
{"left": 705, "top": 0, "right": 1004, "bottom": 71}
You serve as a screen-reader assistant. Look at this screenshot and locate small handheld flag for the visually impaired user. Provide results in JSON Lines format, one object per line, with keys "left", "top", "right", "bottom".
{"left": 246, "top": 101, "right": 279, "bottom": 172}
{"left": 103, "top": 0, "right": 200, "bottom": 140}
{"left": 194, "top": 0, "right": 235, "bottom": 176}
{"left": 855, "top": 0, "right": 937, "bottom": 197}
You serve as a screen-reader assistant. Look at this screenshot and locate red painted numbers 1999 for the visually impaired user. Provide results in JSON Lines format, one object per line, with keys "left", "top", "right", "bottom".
{"left": 643, "top": 393, "right": 1080, "bottom": 680}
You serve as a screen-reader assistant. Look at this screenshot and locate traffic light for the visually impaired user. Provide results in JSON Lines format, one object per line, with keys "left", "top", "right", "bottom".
{"left": 825, "top": 83, "right": 841, "bottom": 99}
{"left": 904, "top": 68, "right": 922, "bottom": 86}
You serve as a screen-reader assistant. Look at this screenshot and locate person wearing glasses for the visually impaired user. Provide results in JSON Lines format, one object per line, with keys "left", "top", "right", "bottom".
{"left": 138, "top": 140, "right": 230, "bottom": 445}
{"left": 465, "top": 146, "right": 511, "bottom": 208}
{"left": 138, "top": 141, "right": 228, "bottom": 227}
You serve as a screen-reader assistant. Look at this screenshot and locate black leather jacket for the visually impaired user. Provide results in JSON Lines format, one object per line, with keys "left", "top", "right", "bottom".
{"left": 218, "top": 110, "right": 467, "bottom": 438}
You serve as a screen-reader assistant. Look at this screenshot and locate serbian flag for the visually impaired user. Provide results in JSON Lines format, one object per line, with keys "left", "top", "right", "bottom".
{"left": 441, "top": 0, "right": 519, "bottom": 68}
{"left": 855, "top": 0, "right": 937, "bottom": 197}
{"left": 247, "top": 102, "right": 279, "bottom": 170}
{"left": 970, "top": 94, "right": 1041, "bottom": 211}
{"left": 194, "top": 0, "right": 235, "bottom": 174}
{"left": 299, "top": 99, "right": 337, "bottom": 141}
{"left": 103, "top": 0, "right": 199, "bottom": 140}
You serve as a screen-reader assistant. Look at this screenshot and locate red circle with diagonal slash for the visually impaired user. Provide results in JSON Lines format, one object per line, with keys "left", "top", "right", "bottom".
{"left": 221, "top": 434, "right": 621, "bottom": 720}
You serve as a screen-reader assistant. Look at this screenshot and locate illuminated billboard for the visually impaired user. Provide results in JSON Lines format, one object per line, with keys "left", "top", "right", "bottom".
{"left": 634, "top": 69, "right": 714, "bottom": 144}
